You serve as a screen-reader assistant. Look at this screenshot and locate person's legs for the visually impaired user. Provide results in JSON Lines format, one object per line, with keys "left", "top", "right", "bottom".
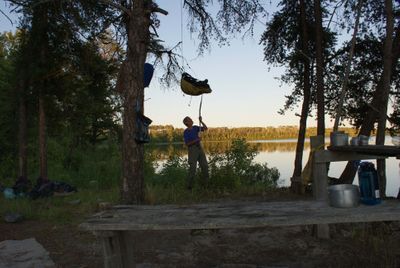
{"left": 187, "top": 146, "right": 199, "bottom": 190}
{"left": 198, "top": 147, "right": 209, "bottom": 184}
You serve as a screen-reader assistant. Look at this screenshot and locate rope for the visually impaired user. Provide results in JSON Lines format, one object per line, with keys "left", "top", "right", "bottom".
{"left": 180, "top": 0, "right": 184, "bottom": 69}
{"left": 180, "top": 0, "right": 205, "bottom": 128}
{"left": 199, "top": 95, "right": 203, "bottom": 128}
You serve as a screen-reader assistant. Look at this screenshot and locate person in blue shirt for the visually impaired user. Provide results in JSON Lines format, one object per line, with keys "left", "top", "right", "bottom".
{"left": 183, "top": 116, "right": 209, "bottom": 190}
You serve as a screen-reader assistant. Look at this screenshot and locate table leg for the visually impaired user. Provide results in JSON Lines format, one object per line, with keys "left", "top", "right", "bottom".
{"left": 96, "top": 231, "right": 124, "bottom": 268}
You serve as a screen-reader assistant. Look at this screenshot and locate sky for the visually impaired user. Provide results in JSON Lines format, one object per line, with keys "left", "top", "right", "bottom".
{"left": 0, "top": 0, "right": 326, "bottom": 128}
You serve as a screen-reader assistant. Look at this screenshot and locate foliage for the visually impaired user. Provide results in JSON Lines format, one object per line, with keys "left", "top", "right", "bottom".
{"left": 0, "top": 32, "right": 20, "bottom": 179}
{"left": 146, "top": 155, "right": 188, "bottom": 188}
{"left": 208, "top": 138, "right": 279, "bottom": 191}
{"left": 146, "top": 138, "right": 279, "bottom": 201}
{"left": 13, "top": 135, "right": 121, "bottom": 191}
{"left": 259, "top": 0, "right": 336, "bottom": 117}
{"left": 325, "top": 35, "right": 385, "bottom": 128}
{"left": 183, "top": 0, "right": 265, "bottom": 54}
{"left": 0, "top": 14, "right": 121, "bottom": 179}
{"left": 259, "top": 0, "right": 400, "bottom": 133}
{"left": 57, "top": 39, "right": 121, "bottom": 144}
{"left": 3, "top": 0, "right": 122, "bottom": 143}
{"left": 149, "top": 125, "right": 359, "bottom": 143}
{"left": 0, "top": 137, "right": 281, "bottom": 214}
{"left": 0, "top": 188, "right": 119, "bottom": 224}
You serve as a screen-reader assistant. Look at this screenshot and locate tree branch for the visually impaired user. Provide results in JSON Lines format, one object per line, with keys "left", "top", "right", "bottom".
{"left": 96, "top": 0, "right": 131, "bottom": 16}
{"left": 152, "top": 6, "right": 168, "bottom": 16}
{"left": 0, "top": 8, "right": 14, "bottom": 26}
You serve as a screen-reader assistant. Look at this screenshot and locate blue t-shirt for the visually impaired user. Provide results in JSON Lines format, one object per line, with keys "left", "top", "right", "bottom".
{"left": 184, "top": 126, "right": 203, "bottom": 145}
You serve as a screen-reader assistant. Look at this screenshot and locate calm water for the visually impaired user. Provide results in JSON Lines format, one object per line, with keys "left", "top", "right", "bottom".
{"left": 252, "top": 141, "right": 400, "bottom": 198}
{"left": 152, "top": 137, "right": 400, "bottom": 197}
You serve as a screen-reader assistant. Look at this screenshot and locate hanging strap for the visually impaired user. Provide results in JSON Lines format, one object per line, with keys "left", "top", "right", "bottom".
{"left": 199, "top": 95, "right": 203, "bottom": 130}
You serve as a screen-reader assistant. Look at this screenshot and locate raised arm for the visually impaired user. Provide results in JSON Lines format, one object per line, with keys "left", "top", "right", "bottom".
{"left": 199, "top": 116, "right": 208, "bottom": 131}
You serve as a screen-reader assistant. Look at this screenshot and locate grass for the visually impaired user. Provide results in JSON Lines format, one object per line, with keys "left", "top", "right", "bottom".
{"left": 0, "top": 188, "right": 120, "bottom": 224}
{"left": 329, "top": 222, "right": 400, "bottom": 267}
{"left": 0, "top": 138, "right": 281, "bottom": 222}
{"left": 0, "top": 182, "right": 281, "bottom": 224}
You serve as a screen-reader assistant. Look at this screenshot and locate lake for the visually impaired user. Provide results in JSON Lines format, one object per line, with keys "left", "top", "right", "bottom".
{"left": 151, "top": 137, "right": 400, "bottom": 197}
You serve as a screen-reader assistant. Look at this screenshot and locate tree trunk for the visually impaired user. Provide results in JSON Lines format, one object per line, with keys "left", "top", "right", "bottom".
{"left": 375, "top": 0, "right": 394, "bottom": 198}
{"left": 314, "top": 0, "right": 325, "bottom": 138}
{"left": 120, "top": 1, "right": 152, "bottom": 204}
{"left": 338, "top": 3, "right": 398, "bottom": 185}
{"left": 291, "top": 0, "right": 311, "bottom": 194}
{"left": 32, "top": 4, "right": 49, "bottom": 181}
{"left": 333, "top": 0, "right": 363, "bottom": 131}
{"left": 39, "top": 92, "right": 47, "bottom": 180}
{"left": 18, "top": 83, "right": 28, "bottom": 179}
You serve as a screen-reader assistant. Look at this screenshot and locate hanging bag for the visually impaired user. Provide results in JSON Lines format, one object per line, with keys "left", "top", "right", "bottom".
{"left": 135, "top": 112, "right": 152, "bottom": 144}
{"left": 180, "top": 72, "right": 212, "bottom": 96}
{"left": 134, "top": 100, "right": 152, "bottom": 144}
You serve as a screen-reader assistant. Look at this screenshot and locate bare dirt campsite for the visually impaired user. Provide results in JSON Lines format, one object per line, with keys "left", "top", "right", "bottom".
{"left": 2, "top": 193, "right": 400, "bottom": 267}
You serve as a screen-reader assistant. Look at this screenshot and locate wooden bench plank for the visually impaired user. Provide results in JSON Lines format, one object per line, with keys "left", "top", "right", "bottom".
{"left": 80, "top": 200, "right": 400, "bottom": 231}
{"left": 314, "top": 150, "right": 385, "bottom": 163}
{"left": 328, "top": 145, "right": 400, "bottom": 158}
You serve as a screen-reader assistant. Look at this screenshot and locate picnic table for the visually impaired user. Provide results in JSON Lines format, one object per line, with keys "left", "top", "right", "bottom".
{"left": 80, "top": 135, "right": 400, "bottom": 267}
{"left": 80, "top": 199, "right": 400, "bottom": 267}
{"left": 311, "top": 136, "right": 400, "bottom": 238}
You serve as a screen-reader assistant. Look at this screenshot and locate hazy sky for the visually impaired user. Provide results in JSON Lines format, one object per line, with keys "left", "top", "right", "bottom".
{"left": 0, "top": 0, "right": 325, "bottom": 128}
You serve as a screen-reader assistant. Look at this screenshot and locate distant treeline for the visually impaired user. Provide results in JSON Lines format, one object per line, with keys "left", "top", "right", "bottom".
{"left": 149, "top": 125, "right": 359, "bottom": 143}
{"left": 146, "top": 140, "right": 309, "bottom": 161}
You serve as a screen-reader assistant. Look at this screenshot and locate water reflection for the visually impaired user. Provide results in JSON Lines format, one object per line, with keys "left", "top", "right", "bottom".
{"left": 148, "top": 139, "right": 400, "bottom": 197}
{"left": 147, "top": 140, "right": 309, "bottom": 158}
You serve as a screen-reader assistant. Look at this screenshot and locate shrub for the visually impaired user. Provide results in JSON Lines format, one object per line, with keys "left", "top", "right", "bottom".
{"left": 153, "top": 138, "right": 280, "bottom": 194}
{"left": 147, "top": 155, "right": 188, "bottom": 188}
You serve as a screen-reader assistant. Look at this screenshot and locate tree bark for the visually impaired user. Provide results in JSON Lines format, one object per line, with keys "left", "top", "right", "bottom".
{"left": 18, "top": 81, "right": 28, "bottom": 179}
{"left": 120, "top": 1, "right": 152, "bottom": 204}
{"left": 39, "top": 91, "right": 47, "bottom": 180}
{"left": 375, "top": 0, "right": 394, "bottom": 198}
{"left": 34, "top": 4, "right": 49, "bottom": 181}
{"left": 314, "top": 0, "right": 325, "bottom": 138}
{"left": 338, "top": 5, "right": 399, "bottom": 185}
{"left": 333, "top": 0, "right": 363, "bottom": 131}
{"left": 291, "top": 0, "right": 311, "bottom": 194}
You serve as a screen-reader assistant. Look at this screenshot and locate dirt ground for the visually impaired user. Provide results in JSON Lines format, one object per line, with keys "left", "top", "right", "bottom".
{"left": 2, "top": 199, "right": 400, "bottom": 267}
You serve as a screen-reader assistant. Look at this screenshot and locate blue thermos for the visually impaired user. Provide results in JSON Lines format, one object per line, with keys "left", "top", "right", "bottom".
{"left": 357, "top": 162, "right": 381, "bottom": 205}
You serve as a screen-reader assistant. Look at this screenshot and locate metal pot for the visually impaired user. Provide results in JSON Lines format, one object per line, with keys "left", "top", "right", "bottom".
{"left": 330, "top": 132, "right": 349, "bottom": 146}
{"left": 328, "top": 184, "right": 360, "bottom": 208}
{"left": 359, "top": 135, "right": 370, "bottom": 145}
{"left": 350, "top": 137, "right": 359, "bottom": 146}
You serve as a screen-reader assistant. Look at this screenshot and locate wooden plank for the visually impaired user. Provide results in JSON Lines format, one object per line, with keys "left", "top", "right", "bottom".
{"left": 328, "top": 145, "right": 400, "bottom": 157}
{"left": 99, "top": 231, "right": 123, "bottom": 268}
{"left": 314, "top": 150, "right": 385, "bottom": 163}
{"left": 310, "top": 136, "right": 330, "bottom": 239}
{"left": 310, "top": 135, "right": 327, "bottom": 201}
{"left": 79, "top": 200, "right": 400, "bottom": 231}
{"left": 312, "top": 162, "right": 328, "bottom": 200}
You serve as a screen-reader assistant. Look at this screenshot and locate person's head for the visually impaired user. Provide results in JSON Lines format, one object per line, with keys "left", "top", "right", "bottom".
{"left": 183, "top": 116, "right": 193, "bottom": 127}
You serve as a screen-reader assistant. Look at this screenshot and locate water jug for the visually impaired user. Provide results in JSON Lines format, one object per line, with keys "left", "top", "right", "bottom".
{"left": 357, "top": 162, "right": 381, "bottom": 205}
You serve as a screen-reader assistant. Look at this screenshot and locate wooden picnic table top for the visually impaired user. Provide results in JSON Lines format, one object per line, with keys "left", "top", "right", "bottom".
{"left": 328, "top": 145, "right": 400, "bottom": 157}
{"left": 80, "top": 199, "right": 400, "bottom": 232}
